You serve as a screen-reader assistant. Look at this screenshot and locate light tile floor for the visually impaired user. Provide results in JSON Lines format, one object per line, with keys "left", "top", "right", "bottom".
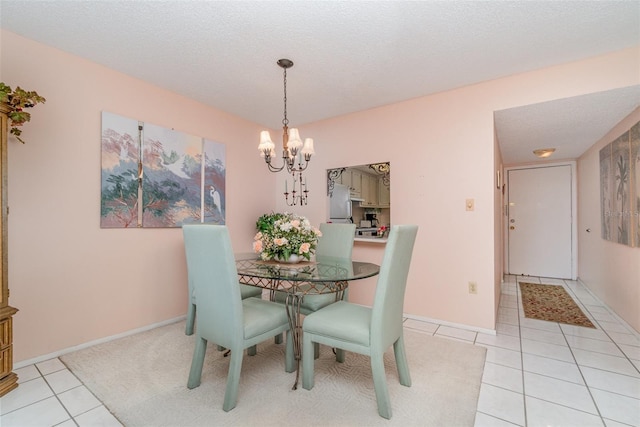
{"left": 1, "top": 275, "right": 639, "bottom": 426}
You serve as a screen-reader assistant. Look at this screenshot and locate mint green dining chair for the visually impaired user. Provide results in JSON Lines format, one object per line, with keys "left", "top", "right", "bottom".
{"left": 273, "top": 222, "right": 356, "bottom": 358}
{"left": 185, "top": 277, "right": 261, "bottom": 336}
{"left": 185, "top": 226, "right": 262, "bottom": 336}
{"left": 274, "top": 222, "right": 356, "bottom": 312}
{"left": 301, "top": 225, "right": 418, "bottom": 419}
{"left": 183, "top": 224, "right": 294, "bottom": 412}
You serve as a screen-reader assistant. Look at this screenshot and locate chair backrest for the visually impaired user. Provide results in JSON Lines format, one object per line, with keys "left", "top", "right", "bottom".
{"left": 370, "top": 225, "right": 418, "bottom": 348}
{"left": 182, "top": 224, "right": 244, "bottom": 348}
{"left": 317, "top": 223, "right": 356, "bottom": 258}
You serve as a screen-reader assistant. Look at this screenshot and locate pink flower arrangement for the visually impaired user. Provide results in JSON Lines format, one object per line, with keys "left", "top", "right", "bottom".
{"left": 254, "top": 212, "right": 321, "bottom": 261}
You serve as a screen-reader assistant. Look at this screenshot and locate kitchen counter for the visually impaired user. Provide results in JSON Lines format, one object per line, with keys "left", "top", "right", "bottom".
{"left": 354, "top": 236, "right": 387, "bottom": 244}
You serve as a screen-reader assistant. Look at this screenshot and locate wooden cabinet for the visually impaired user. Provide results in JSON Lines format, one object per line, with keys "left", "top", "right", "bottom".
{"left": 336, "top": 167, "right": 389, "bottom": 207}
{"left": 349, "top": 170, "right": 362, "bottom": 197}
{"left": 338, "top": 170, "right": 349, "bottom": 187}
{"left": 0, "top": 104, "right": 18, "bottom": 397}
{"left": 361, "top": 174, "right": 369, "bottom": 205}
{"left": 378, "top": 177, "right": 390, "bottom": 207}
{"left": 360, "top": 173, "right": 379, "bottom": 206}
{"left": 339, "top": 169, "right": 363, "bottom": 198}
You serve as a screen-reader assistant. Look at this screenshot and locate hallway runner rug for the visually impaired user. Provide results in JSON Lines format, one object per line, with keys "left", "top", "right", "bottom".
{"left": 519, "top": 282, "right": 595, "bottom": 328}
{"left": 61, "top": 320, "right": 486, "bottom": 427}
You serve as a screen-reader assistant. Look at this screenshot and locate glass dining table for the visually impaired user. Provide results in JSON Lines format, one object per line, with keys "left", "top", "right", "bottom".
{"left": 235, "top": 253, "right": 380, "bottom": 389}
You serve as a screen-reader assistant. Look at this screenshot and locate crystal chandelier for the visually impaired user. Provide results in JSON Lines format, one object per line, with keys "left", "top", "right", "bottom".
{"left": 257, "top": 59, "right": 314, "bottom": 206}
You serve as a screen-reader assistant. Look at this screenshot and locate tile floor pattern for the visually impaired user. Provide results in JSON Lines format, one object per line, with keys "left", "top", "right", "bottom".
{"left": 1, "top": 275, "right": 639, "bottom": 426}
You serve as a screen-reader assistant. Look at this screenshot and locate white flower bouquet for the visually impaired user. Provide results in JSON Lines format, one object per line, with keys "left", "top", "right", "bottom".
{"left": 253, "top": 212, "right": 321, "bottom": 262}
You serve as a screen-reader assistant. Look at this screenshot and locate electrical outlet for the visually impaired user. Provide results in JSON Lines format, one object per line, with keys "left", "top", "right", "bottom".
{"left": 468, "top": 281, "right": 478, "bottom": 294}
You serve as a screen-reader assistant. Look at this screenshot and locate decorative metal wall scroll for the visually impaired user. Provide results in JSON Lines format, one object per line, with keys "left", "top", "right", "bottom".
{"left": 368, "top": 162, "right": 390, "bottom": 188}
{"left": 326, "top": 167, "right": 346, "bottom": 196}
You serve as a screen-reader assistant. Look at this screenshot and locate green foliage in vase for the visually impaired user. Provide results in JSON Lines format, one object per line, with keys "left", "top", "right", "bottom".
{"left": 256, "top": 212, "right": 287, "bottom": 233}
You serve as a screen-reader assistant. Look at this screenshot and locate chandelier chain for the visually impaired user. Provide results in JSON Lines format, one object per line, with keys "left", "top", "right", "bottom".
{"left": 282, "top": 67, "right": 289, "bottom": 127}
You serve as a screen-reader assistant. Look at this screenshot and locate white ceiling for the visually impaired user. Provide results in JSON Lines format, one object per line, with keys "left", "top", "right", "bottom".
{"left": 495, "top": 85, "right": 640, "bottom": 164}
{"left": 1, "top": 0, "right": 639, "bottom": 164}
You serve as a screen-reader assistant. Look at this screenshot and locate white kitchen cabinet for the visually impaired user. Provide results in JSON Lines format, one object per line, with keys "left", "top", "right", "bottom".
{"left": 361, "top": 173, "right": 370, "bottom": 204}
{"left": 339, "top": 170, "right": 350, "bottom": 188}
{"left": 378, "top": 177, "right": 390, "bottom": 207}
{"left": 361, "top": 173, "right": 378, "bottom": 206}
{"left": 350, "top": 170, "right": 362, "bottom": 197}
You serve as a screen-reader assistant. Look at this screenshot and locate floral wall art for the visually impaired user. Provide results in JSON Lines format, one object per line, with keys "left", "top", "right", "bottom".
{"left": 600, "top": 120, "right": 640, "bottom": 247}
{"left": 100, "top": 111, "right": 226, "bottom": 228}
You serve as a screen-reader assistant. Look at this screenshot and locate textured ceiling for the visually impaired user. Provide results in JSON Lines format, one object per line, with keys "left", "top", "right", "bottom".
{"left": 1, "top": 0, "right": 639, "bottom": 163}
{"left": 495, "top": 86, "right": 640, "bottom": 164}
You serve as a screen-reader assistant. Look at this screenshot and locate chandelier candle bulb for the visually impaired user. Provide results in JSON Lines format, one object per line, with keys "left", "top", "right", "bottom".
{"left": 287, "top": 128, "right": 303, "bottom": 151}
{"left": 302, "top": 138, "right": 315, "bottom": 156}
{"left": 258, "top": 131, "right": 275, "bottom": 157}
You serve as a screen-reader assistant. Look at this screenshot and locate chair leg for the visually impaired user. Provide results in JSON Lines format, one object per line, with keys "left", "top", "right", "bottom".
{"left": 336, "top": 348, "right": 346, "bottom": 363}
{"left": 314, "top": 342, "right": 320, "bottom": 359}
{"left": 223, "top": 346, "right": 244, "bottom": 412}
{"left": 302, "top": 333, "right": 315, "bottom": 390}
{"left": 393, "top": 335, "right": 411, "bottom": 387}
{"left": 247, "top": 345, "right": 257, "bottom": 356}
{"left": 274, "top": 333, "right": 283, "bottom": 344}
{"left": 370, "top": 352, "right": 392, "bottom": 419}
{"left": 185, "top": 303, "right": 196, "bottom": 336}
{"left": 187, "top": 337, "right": 207, "bottom": 389}
{"left": 284, "top": 330, "right": 295, "bottom": 373}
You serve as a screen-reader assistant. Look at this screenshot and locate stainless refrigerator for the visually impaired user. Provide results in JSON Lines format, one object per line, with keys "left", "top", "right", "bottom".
{"left": 329, "top": 184, "right": 353, "bottom": 223}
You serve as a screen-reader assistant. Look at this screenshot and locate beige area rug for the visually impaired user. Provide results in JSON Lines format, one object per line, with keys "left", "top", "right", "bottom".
{"left": 520, "top": 282, "right": 595, "bottom": 328}
{"left": 61, "top": 321, "right": 486, "bottom": 427}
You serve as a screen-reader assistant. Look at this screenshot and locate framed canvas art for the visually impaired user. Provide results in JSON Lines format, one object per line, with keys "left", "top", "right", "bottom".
{"left": 599, "top": 120, "right": 639, "bottom": 247}
{"left": 101, "top": 112, "right": 226, "bottom": 228}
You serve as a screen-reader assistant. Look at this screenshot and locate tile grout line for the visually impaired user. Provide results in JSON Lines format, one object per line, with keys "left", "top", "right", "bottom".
{"left": 515, "top": 277, "right": 529, "bottom": 427}
{"left": 58, "top": 358, "right": 125, "bottom": 426}
{"left": 562, "top": 280, "right": 640, "bottom": 376}
{"left": 522, "top": 277, "right": 637, "bottom": 425}
{"left": 35, "top": 363, "right": 78, "bottom": 426}
{"left": 574, "top": 278, "right": 640, "bottom": 339}
{"left": 556, "top": 279, "right": 606, "bottom": 422}
{"left": 0, "top": 378, "right": 56, "bottom": 417}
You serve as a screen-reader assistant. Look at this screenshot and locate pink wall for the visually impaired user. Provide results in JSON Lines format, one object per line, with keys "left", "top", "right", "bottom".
{"left": 2, "top": 28, "right": 638, "bottom": 362}
{"left": 578, "top": 108, "right": 640, "bottom": 331}
{"left": 1, "top": 30, "right": 278, "bottom": 362}
{"left": 278, "top": 46, "right": 639, "bottom": 332}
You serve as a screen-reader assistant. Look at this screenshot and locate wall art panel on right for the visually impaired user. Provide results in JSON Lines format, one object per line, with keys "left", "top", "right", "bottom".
{"left": 599, "top": 120, "right": 640, "bottom": 247}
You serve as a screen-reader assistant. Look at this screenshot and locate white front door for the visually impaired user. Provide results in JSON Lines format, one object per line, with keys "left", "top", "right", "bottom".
{"left": 507, "top": 165, "right": 573, "bottom": 278}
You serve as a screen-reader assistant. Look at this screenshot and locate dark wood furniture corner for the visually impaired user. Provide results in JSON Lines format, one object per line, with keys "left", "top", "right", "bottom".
{"left": 0, "top": 103, "right": 19, "bottom": 396}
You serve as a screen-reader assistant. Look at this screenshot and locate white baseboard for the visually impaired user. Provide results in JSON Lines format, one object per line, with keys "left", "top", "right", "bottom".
{"left": 403, "top": 313, "right": 497, "bottom": 336}
{"left": 576, "top": 278, "right": 640, "bottom": 336}
{"left": 14, "top": 316, "right": 186, "bottom": 369}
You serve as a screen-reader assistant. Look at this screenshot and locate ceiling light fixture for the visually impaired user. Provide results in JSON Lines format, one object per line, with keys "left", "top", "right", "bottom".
{"left": 533, "top": 148, "right": 556, "bottom": 158}
{"left": 257, "top": 59, "right": 314, "bottom": 206}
